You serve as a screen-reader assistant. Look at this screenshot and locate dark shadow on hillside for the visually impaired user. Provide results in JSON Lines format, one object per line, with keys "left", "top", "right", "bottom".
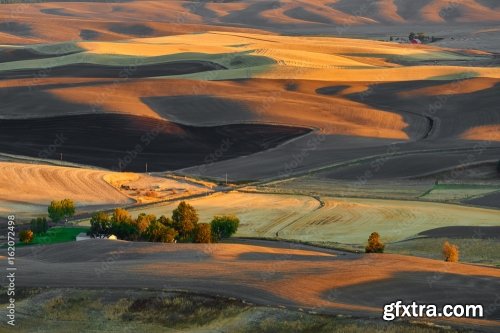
{"left": 322, "top": 271, "right": 500, "bottom": 320}
{"left": 109, "top": 23, "right": 154, "bottom": 37}
{"left": 79, "top": 29, "right": 100, "bottom": 40}
{"left": 0, "top": 61, "right": 226, "bottom": 80}
{"left": 315, "top": 85, "right": 349, "bottom": 96}
{"left": 476, "top": 0, "right": 499, "bottom": 9}
{"left": 142, "top": 95, "right": 254, "bottom": 125}
{"left": 0, "top": 86, "right": 103, "bottom": 118}
{"left": 182, "top": 2, "right": 218, "bottom": 20}
{"left": 40, "top": 8, "right": 75, "bottom": 17}
{"left": 284, "top": 7, "right": 332, "bottom": 25}
{"left": 394, "top": 0, "right": 433, "bottom": 20}
{"left": 345, "top": 79, "right": 500, "bottom": 142}
{"left": 464, "top": 191, "right": 500, "bottom": 209}
{"left": 0, "top": 47, "right": 81, "bottom": 63}
{"left": 317, "top": 148, "right": 500, "bottom": 180}
{"left": 0, "top": 113, "right": 311, "bottom": 172}
{"left": 0, "top": 22, "right": 33, "bottom": 37}
{"left": 418, "top": 226, "right": 500, "bottom": 239}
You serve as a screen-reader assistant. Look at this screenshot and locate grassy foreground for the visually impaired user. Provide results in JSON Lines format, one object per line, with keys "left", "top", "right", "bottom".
{"left": 0, "top": 288, "right": 477, "bottom": 333}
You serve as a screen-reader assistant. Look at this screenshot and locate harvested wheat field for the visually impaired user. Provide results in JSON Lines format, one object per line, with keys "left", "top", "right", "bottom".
{"left": 85, "top": 191, "right": 500, "bottom": 245}
{"left": 278, "top": 196, "right": 500, "bottom": 244}
{"left": 0, "top": 162, "right": 131, "bottom": 215}
{"left": 124, "top": 191, "right": 320, "bottom": 238}
{"left": 0, "top": 162, "right": 208, "bottom": 216}
{"left": 1, "top": 1, "right": 500, "bottom": 331}
{"left": 5, "top": 239, "right": 500, "bottom": 331}
{"left": 2, "top": 32, "right": 499, "bottom": 83}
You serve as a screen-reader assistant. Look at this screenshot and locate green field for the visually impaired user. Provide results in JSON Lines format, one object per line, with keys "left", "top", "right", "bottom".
{"left": 19, "top": 227, "right": 89, "bottom": 246}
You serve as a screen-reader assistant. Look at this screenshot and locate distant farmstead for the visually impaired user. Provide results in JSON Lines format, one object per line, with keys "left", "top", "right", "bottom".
{"left": 76, "top": 233, "right": 118, "bottom": 241}
{"left": 389, "top": 36, "right": 409, "bottom": 43}
{"left": 390, "top": 33, "right": 442, "bottom": 44}
{"left": 76, "top": 233, "right": 91, "bottom": 241}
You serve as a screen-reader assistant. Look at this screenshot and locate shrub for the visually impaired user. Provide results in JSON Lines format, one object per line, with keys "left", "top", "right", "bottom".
{"left": 211, "top": 215, "right": 239, "bottom": 242}
{"left": 442, "top": 241, "right": 459, "bottom": 262}
{"left": 30, "top": 217, "right": 48, "bottom": 235}
{"left": 365, "top": 232, "right": 385, "bottom": 253}
{"left": 194, "top": 223, "right": 212, "bottom": 243}
{"left": 20, "top": 230, "right": 34, "bottom": 244}
{"left": 172, "top": 201, "right": 198, "bottom": 241}
{"left": 48, "top": 199, "right": 75, "bottom": 223}
{"left": 89, "top": 212, "right": 111, "bottom": 238}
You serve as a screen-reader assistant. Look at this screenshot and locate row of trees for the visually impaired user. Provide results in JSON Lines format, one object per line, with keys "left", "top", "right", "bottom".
{"left": 30, "top": 217, "right": 48, "bottom": 235}
{"left": 89, "top": 201, "right": 239, "bottom": 243}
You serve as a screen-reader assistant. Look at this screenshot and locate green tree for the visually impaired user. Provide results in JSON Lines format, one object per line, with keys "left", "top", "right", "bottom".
{"left": 112, "top": 208, "right": 132, "bottom": 224}
{"left": 158, "top": 215, "right": 174, "bottom": 228}
{"left": 48, "top": 201, "right": 63, "bottom": 222}
{"left": 110, "top": 208, "right": 138, "bottom": 240}
{"left": 211, "top": 215, "right": 239, "bottom": 242}
{"left": 194, "top": 223, "right": 212, "bottom": 243}
{"left": 135, "top": 213, "right": 156, "bottom": 236}
{"left": 48, "top": 199, "right": 75, "bottom": 223}
{"left": 89, "top": 212, "right": 111, "bottom": 238}
{"left": 365, "top": 232, "right": 385, "bottom": 253}
{"left": 172, "top": 201, "right": 198, "bottom": 241}
{"left": 409, "top": 32, "right": 416, "bottom": 41}
{"left": 30, "top": 217, "right": 48, "bottom": 235}
{"left": 20, "top": 230, "right": 34, "bottom": 244}
{"left": 145, "top": 220, "right": 178, "bottom": 243}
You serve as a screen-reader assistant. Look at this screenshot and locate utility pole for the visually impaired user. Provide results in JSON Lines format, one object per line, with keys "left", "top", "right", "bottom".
{"left": 60, "top": 153, "right": 63, "bottom": 161}
{"left": 145, "top": 162, "right": 148, "bottom": 173}
{"left": 225, "top": 173, "right": 228, "bottom": 185}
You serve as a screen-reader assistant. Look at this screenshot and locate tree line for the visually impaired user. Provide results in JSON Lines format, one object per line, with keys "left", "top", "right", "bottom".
{"left": 89, "top": 201, "right": 239, "bottom": 243}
